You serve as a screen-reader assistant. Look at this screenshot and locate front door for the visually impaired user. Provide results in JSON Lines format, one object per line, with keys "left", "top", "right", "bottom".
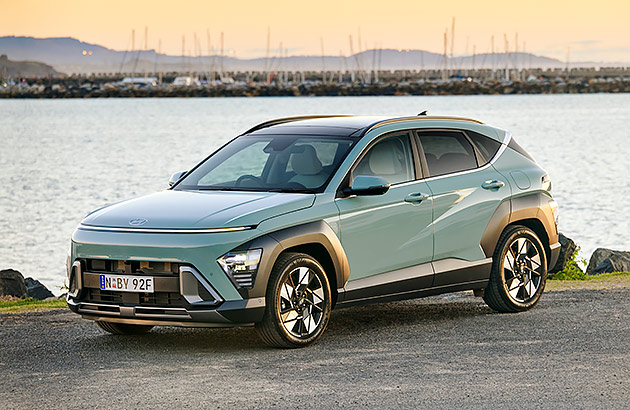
{"left": 335, "top": 132, "right": 434, "bottom": 301}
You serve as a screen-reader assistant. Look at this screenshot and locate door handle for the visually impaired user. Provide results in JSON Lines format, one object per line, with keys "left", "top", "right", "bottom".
{"left": 482, "top": 180, "right": 505, "bottom": 190}
{"left": 404, "top": 192, "right": 430, "bottom": 203}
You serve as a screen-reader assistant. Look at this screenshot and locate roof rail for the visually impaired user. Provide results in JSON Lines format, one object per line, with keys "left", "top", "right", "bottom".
{"left": 242, "top": 115, "right": 353, "bottom": 135}
{"left": 363, "top": 115, "right": 483, "bottom": 134}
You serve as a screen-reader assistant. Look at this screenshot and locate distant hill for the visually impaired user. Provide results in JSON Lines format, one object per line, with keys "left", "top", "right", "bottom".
{"left": 0, "top": 36, "right": 578, "bottom": 75}
{"left": 0, "top": 54, "right": 63, "bottom": 77}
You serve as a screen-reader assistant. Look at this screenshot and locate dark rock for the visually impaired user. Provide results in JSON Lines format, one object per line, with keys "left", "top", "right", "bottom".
{"left": 592, "top": 258, "right": 615, "bottom": 274}
{"left": 549, "top": 233, "right": 578, "bottom": 274}
{"left": 589, "top": 252, "right": 630, "bottom": 275}
{"left": 24, "top": 277, "right": 54, "bottom": 300}
{"left": 0, "top": 269, "right": 28, "bottom": 298}
{"left": 587, "top": 248, "right": 630, "bottom": 274}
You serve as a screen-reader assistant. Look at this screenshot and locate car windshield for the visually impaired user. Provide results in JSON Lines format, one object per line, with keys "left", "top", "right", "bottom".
{"left": 174, "top": 135, "right": 356, "bottom": 193}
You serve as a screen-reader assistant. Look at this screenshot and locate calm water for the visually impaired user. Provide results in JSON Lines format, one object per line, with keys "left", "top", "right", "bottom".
{"left": 2, "top": 95, "right": 629, "bottom": 293}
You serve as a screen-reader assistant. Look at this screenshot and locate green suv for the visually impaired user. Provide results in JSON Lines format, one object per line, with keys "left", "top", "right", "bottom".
{"left": 68, "top": 115, "right": 560, "bottom": 347}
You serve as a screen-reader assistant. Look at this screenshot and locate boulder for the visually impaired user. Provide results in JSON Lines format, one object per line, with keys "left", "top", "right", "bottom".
{"left": 587, "top": 249, "right": 630, "bottom": 275}
{"left": 549, "top": 233, "right": 578, "bottom": 274}
{"left": 0, "top": 269, "right": 28, "bottom": 298}
{"left": 591, "top": 258, "right": 614, "bottom": 275}
{"left": 24, "top": 277, "right": 54, "bottom": 300}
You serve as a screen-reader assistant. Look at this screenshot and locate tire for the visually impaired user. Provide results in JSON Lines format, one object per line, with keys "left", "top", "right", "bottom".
{"left": 255, "top": 252, "right": 332, "bottom": 348}
{"left": 483, "top": 225, "right": 548, "bottom": 313}
{"left": 96, "top": 321, "right": 154, "bottom": 335}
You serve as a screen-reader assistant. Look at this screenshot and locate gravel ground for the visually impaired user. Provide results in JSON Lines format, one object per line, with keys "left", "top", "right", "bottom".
{"left": 1, "top": 289, "right": 629, "bottom": 409}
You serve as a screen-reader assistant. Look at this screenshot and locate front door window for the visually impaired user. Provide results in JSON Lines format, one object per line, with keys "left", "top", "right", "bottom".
{"left": 352, "top": 133, "right": 415, "bottom": 185}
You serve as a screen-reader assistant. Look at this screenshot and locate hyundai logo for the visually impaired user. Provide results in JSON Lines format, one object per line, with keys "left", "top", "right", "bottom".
{"left": 129, "top": 218, "right": 148, "bottom": 226}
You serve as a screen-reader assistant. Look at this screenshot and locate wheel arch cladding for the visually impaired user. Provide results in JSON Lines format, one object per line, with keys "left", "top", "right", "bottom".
{"left": 281, "top": 243, "right": 338, "bottom": 307}
{"left": 248, "top": 220, "right": 350, "bottom": 303}
{"left": 507, "top": 218, "right": 551, "bottom": 264}
{"left": 480, "top": 192, "right": 557, "bottom": 267}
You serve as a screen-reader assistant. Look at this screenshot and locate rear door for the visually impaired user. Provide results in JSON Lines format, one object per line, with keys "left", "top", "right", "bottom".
{"left": 415, "top": 129, "right": 509, "bottom": 286}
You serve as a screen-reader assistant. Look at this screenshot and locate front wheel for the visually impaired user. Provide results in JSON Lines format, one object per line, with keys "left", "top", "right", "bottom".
{"left": 483, "top": 225, "right": 548, "bottom": 313}
{"left": 255, "top": 252, "right": 332, "bottom": 348}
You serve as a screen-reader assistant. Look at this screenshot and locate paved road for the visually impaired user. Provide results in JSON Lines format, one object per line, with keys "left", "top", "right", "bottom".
{"left": 1, "top": 289, "right": 629, "bottom": 409}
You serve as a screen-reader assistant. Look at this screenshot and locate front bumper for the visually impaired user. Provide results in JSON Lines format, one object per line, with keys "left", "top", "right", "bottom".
{"left": 68, "top": 226, "right": 270, "bottom": 326}
{"left": 67, "top": 296, "right": 265, "bottom": 327}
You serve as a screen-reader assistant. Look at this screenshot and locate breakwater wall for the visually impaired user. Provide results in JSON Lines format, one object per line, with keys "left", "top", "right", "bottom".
{"left": 3, "top": 78, "right": 630, "bottom": 98}
{"left": 2, "top": 67, "right": 630, "bottom": 98}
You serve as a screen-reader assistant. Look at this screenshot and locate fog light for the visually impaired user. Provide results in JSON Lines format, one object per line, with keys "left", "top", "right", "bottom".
{"left": 217, "top": 249, "right": 262, "bottom": 289}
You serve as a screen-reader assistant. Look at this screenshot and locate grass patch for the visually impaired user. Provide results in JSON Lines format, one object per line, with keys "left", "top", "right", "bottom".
{"left": 0, "top": 297, "right": 67, "bottom": 313}
{"left": 547, "top": 272, "right": 630, "bottom": 291}
{"left": 582, "top": 271, "right": 630, "bottom": 280}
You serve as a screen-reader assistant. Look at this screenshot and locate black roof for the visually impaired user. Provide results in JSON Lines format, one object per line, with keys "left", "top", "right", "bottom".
{"left": 242, "top": 115, "right": 392, "bottom": 137}
{"left": 241, "top": 115, "right": 484, "bottom": 138}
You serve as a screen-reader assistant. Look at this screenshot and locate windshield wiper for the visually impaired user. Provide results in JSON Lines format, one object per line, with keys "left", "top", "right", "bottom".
{"left": 267, "top": 188, "right": 317, "bottom": 194}
{"left": 197, "top": 187, "right": 261, "bottom": 192}
{"left": 196, "top": 187, "right": 316, "bottom": 194}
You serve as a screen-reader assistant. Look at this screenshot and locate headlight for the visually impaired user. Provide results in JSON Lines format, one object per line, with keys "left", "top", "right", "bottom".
{"left": 217, "top": 249, "right": 262, "bottom": 289}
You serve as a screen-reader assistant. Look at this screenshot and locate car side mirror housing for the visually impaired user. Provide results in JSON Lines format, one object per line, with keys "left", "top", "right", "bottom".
{"left": 169, "top": 171, "right": 187, "bottom": 187}
{"left": 343, "top": 175, "right": 390, "bottom": 196}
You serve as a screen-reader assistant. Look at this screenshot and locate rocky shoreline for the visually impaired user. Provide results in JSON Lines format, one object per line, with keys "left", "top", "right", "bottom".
{"left": 0, "top": 269, "right": 60, "bottom": 301}
{"left": 3, "top": 78, "right": 630, "bottom": 99}
{"left": 1, "top": 234, "right": 629, "bottom": 302}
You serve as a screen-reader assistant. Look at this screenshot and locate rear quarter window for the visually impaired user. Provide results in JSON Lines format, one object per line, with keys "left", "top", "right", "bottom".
{"left": 508, "top": 138, "right": 536, "bottom": 162}
{"left": 467, "top": 131, "right": 502, "bottom": 165}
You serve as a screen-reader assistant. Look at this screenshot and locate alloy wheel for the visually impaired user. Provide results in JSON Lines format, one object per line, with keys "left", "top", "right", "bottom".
{"left": 277, "top": 266, "right": 326, "bottom": 338}
{"left": 503, "top": 237, "right": 543, "bottom": 303}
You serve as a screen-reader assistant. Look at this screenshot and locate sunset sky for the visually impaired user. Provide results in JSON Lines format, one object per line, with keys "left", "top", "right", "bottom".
{"left": 3, "top": 0, "right": 629, "bottom": 62}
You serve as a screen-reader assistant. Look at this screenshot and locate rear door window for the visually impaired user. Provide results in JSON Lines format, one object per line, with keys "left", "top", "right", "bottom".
{"left": 417, "top": 131, "right": 478, "bottom": 177}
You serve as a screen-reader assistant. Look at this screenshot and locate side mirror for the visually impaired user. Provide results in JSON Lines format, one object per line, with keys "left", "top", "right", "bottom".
{"left": 343, "top": 175, "right": 390, "bottom": 196}
{"left": 169, "top": 171, "right": 187, "bottom": 187}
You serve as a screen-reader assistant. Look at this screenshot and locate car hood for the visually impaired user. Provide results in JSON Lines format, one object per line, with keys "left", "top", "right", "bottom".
{"left": 81, "top": 190, "right": 316, "bottom": 229}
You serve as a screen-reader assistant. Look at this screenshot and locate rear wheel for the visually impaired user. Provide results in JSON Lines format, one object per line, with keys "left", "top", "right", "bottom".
{"left": 95, "top": 321, "right": 154, "bottom": 335}
{"left": 255, "top": 252, "right": 332, "bottom": 348}
{"left": 483, "top": 225, "right": 547, "bottom": 312}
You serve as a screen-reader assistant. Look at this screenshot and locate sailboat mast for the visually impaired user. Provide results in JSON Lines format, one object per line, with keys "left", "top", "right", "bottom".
{"left": 320, "top": 37, "right": 326, "bottom": 83}
{"left": 131, "top": 29, "right": 135, "bottom": 79}
{"left": 220, "top": 31, "right": 224, "bottom": 78}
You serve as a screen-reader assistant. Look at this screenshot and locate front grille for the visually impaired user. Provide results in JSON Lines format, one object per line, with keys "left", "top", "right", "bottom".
{"left": 75, "top": 259, "right": 222, "bottom": 309}
{"left": 139, "top": 292, "right": 185, "bottom": 306}
{"left": 87, "top": 289, "right": 123, "bottom": 303}
{"left": 84, "top": 259, "right": 180, "bottom": 276}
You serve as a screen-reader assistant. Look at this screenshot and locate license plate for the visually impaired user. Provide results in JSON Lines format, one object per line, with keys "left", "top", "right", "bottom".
{"left": 99, "top": 274, "right": 154, "bottom": 293}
